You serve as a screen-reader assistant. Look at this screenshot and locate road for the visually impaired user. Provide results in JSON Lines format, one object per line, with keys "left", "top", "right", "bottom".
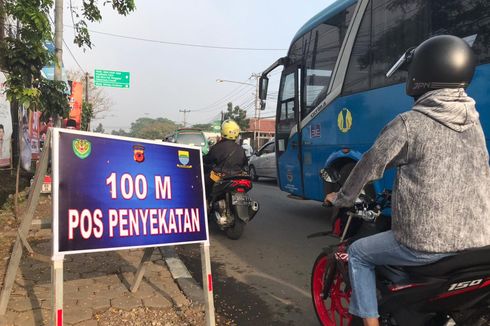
{"left": 177, "top": 179, "right": 339, "bottom": 325}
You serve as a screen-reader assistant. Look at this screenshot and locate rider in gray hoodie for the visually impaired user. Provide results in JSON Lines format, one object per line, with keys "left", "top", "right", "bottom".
{"left": 325, "top": 35, "right": 490, "bottom": 325}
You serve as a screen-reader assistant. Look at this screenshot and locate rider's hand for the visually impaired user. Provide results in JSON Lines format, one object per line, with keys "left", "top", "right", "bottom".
{"left": 324, "top": 192, "right": 337, "bottom": 206}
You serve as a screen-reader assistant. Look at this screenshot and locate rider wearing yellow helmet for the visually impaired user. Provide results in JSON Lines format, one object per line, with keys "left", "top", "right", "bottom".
{"left": 203, "top": 119, "right": 248, "bottom": 196}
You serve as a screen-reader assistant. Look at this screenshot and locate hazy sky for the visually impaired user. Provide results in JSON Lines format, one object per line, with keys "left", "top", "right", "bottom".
{"left": 61, "top": 1, "right": 334, "bottom": 131}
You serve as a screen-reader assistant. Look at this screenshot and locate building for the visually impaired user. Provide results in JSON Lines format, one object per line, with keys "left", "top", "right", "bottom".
{"left": 241, "top": 118, "right": 275, "bottom": 150}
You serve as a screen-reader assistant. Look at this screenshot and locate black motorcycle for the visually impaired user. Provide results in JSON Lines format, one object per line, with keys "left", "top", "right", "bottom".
{"left": 310, "top": 173, "right": 490, "bottom": 325}
{"left": 208, "top": 175, "right": 259, "bottom": 240}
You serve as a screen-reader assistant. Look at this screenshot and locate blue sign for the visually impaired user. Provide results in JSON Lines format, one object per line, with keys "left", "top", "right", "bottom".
{"left": 52, "top": 129, "right": 209, "bottom": 255}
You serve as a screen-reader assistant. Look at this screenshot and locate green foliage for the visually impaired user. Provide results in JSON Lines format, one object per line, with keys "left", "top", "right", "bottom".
{"left": 73, "top": 0, "right": 136, "bottom": 48}
{"left": 94, "top": 123, "right": 105, "bottom": 133}
{"left": 81, "top": 102, "right": 94, "bottom": 131}
{"left": 192, "top": 123, "right": 212, "bottom": 131}
{"left": 112, "top": 117, "right": 180, "bottom": 140}
{"left": 224, "top": 102, "right": 250, "bottom": 131}
{"left": 36, "top": 79, "right": 69, "bottom": 119}
{"left": 0, "top": 0, "right": 135, "bottom": 116}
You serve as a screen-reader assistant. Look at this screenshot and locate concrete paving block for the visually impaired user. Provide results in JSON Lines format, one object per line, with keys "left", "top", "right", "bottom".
{"left": 74, "top": 319, "right": 98, "bottom": 326}
{"left": 9, "top": 296, "right": 41, "bottom": 312}
{"left": 14, "top": 308, "right": 48, "bottom": 326}
{"left": 94, "top": 274, "right": 121, "bottom": 286}
{"left": 0, "top": 309, "right": 18, "bottom": 326}
{"left": 110, "top": 295, "right": 142, "bottom": 311}
{"left": 129, "top": 282, "right": 157, "bottom": 299}
{"left": 63, "top": 306, "right": 93, "bottom": 325}
{"left": 86, "top": 281, "right": 109, "bottom": 294}
{"left": 86, "top": 294, "right": 111, "bottom": 312}
{"left": 106, "top": 284, "right": 128, "bottom": 299}
{"left": 142, "top": 295, "right": 172, "bottom": 309}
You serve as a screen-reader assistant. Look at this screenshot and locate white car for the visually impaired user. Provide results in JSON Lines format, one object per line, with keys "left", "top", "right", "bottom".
{"left": 248, "top": 141, "right": 276, "bottom": 180}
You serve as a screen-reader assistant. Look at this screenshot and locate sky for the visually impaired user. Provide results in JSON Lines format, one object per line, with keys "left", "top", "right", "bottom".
{"left": 61, "top": 1, "right": 334, "bottom": 132}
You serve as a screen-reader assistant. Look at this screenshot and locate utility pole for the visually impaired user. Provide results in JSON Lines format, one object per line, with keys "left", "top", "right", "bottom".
{"left": 85, "top": 72, "right": 90, "bottom": 103}
{"left": 179, "top": 109, "right": 191, "bottom": 127}
{"left": 54, "top": 0, "right": 63, "bottom": 126}
{"left": 251, "top": 73, "right": 261, "bottom": 150}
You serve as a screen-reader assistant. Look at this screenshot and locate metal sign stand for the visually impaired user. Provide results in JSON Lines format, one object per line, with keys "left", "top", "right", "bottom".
{"left": 201, "top": 242, "right": 216, "bottom": 326}
{"left": 0, "top": 130, "right": 52, "bottom": 316}
{"left": 131, "top": 244, "right": 216, "bottom": 326}
{"left": 1, "top": 129, "right": 216, "bottom": 326}
{"left": 51, "top": 258, "right": 64, "bottom": 325}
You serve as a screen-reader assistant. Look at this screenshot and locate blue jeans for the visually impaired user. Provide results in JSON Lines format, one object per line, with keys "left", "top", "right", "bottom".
{"left": 348, "top": 231, "right": 453, "bottom": 318}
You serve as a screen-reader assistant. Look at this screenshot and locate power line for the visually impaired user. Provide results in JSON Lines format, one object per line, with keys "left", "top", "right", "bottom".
{"left": 48, "top": 15, "right": 86, "bottom": 73}
{"left": 64, "top": 25, "right": 287, "bottom": 52}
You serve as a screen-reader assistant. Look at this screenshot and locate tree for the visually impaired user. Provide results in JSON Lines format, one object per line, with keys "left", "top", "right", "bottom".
{"left": 94, "top": 123, "right": 105, "bottom": 133}
{"left": 0, "top": 0, "right": 135, "bottom": 164}
{"left": 192, "top": 123, "right": 212, "bottom": 131}
{"left": 223, "top": 102, "right": 250, "bottom": 131}
{"left": 112, "top": 117, "right": 181, "bottom": 140}
{"left": 66, "top": 69, "right": 114, "bottom": 121}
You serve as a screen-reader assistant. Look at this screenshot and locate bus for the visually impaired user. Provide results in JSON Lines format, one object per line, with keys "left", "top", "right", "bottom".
{"left": 259, "top": 0, "right": 490, "bottom": 202}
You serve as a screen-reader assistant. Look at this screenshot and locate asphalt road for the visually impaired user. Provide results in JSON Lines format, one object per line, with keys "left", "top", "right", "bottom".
{"left": 177, "top": 179, "right": 339, "bottom": 325}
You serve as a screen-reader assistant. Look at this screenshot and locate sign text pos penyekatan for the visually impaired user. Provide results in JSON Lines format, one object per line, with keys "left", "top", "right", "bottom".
{"left": 52, "top": 128, "right": 209, "bottom": 257}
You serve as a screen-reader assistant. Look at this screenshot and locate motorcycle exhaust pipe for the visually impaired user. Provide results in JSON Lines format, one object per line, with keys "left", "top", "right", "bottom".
{"left": 248, "top": 201, "right": 260, "bottom": 221}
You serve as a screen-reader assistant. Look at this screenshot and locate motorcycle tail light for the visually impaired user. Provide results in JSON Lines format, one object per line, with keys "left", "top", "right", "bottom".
{"left": 231, "top": 179, "right": 252, "bottom": 189}
{"left": 236, "top": 188, "right": 245, "bottom": 193}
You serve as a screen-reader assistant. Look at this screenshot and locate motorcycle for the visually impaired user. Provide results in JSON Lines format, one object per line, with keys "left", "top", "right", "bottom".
{"left": 310, "top": 171, "right": 490, "bottom": 326}
{"left": 208, "top": 174, "right": 259, "bottom": 240}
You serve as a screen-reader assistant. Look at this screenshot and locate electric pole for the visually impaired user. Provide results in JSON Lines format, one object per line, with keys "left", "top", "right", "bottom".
{"left": 251, "top": 73, "right": 261, "bottom": 150}
{"left": 179, "top": 109, "right": 191, "bottom": 127}
{"left": 54, "top": 0, "right": 63, "bottom": 126}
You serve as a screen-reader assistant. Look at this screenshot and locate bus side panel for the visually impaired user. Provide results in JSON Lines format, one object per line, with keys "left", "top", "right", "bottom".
{"left": 301, "top": 84, "right": 412, "bottom": 201}
{"left": 277, "top": 132, "right": 304, "bottom": 196}
{"left": 467, "top": 63, "right": 490, "bottom": 143}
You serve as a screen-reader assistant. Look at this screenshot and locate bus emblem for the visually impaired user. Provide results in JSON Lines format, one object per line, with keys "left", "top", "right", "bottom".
{"left": 337, "top": 108, "right": 352, "bottom": 133}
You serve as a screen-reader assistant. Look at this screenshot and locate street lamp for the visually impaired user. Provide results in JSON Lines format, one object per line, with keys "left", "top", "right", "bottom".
{"left": 216, "top": 77, "right": 262, "bottom": 150}
{"left": 215, "top": 79, "right": 255, "bottom": 87}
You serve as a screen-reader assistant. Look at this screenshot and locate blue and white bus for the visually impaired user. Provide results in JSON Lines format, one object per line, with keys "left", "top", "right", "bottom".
{"left": 259, "top": 0, "right": 490, "bottom": 201}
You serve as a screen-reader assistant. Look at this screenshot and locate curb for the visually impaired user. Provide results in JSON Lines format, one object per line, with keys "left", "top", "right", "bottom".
{"left": 159, "top": 246, "right": 205, "bottom": 306}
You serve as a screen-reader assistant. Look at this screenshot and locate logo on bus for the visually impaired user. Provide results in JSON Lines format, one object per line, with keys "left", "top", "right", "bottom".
{"left": 337, "top": 108, "right": 352, "bottom": 133}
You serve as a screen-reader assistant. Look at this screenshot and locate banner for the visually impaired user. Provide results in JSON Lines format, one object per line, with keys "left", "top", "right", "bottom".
{"left": 0, "top": 73, "right": 11, "bottom": 168}
{"left": 53, "top": 129, "right": 209, "bottom": 255}
{"left": 68, "top": 81, "right": 83, "bottom": 129}
{"left": 19, "top": 107, "right": 31, "bottom": 171}
{"left": 29, "top": 111, "right": 41, "bottom": 160}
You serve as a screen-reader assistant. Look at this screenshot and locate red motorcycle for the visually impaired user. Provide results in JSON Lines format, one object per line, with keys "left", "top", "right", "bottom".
{"left": 310, "top": 183, "right": 490, "bottom": 325}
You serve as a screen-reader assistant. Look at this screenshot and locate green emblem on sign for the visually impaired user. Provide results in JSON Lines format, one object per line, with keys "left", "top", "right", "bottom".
{"left": 72, "top": 139, "right": 92, "bottom": 159}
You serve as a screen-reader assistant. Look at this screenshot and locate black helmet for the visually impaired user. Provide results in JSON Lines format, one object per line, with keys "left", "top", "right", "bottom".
{"left": 387, "top": 35, "right": 476, "bottom": 98}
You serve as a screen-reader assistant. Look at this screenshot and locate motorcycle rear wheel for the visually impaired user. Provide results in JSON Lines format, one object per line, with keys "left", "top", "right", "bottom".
{"left": 225, "top": 219, "right": 245, "bottom": 240}
{"left": 312, "top": 252, "right": 353, "bottom": 326}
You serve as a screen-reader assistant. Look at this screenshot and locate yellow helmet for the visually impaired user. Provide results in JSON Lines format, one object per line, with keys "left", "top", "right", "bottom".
{"left": 221, "top": 119, "right": 240, "bottom": 140}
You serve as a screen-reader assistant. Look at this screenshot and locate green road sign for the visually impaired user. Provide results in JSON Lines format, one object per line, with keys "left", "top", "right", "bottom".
{"left": 94, "top": 69, "right": 130, "bottom": 88}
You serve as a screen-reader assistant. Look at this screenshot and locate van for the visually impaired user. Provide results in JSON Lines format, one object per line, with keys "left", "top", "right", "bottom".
{"left": 164, "top": 128, "right": 209, "bottom": 155}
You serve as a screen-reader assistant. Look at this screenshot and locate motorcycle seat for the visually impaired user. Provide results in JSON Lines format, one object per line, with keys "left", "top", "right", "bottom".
{"left": 403, "top": 245, "right": 490, "bottom": 277}
{"left": 221, "top": 175, "right": 251, "bottom": 181}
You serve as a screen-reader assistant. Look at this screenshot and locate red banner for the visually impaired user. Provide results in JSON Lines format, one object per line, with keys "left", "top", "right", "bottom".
{"left": 68, "top": 81, "right": 83, "bottom": 129}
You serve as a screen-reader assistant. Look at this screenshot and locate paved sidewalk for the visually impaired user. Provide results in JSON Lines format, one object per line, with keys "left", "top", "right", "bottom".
{"left": 0, "top": 230, "right": 204, "bottom": 326}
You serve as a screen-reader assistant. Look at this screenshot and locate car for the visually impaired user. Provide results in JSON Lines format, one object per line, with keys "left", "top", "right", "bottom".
{"left": 248, "top": 140, "right": 276, "bottom": 180}
{"left": 164, "top": 128, "right": 210, "bottom": 155}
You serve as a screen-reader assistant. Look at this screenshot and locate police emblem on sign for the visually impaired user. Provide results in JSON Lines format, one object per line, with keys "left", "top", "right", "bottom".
{"left": 72, "top": 139, "right": 92, "bottom": 159}
{"left": 177, "top": 150, "right": 192, "bottom": 168}
{"left": 133, "top": 145, "right": 145, "bottom": 163}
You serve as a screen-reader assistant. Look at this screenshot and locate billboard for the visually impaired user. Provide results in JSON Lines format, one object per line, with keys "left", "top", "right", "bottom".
{"left": 0, "top": 73, "right": 11, "bottom": 168}
{"left": 52, "top": 129, "right": 209, "bottom": 256}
